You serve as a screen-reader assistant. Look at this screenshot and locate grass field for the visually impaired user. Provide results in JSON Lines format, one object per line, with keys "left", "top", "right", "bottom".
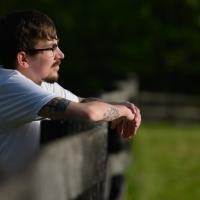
{"left": 125, "top": 122, "right": 200, "bottom": 200}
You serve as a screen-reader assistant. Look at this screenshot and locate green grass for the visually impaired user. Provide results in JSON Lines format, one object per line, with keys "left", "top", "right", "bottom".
{"left": 125, "top": 122, "right": 200, "bottom": 200}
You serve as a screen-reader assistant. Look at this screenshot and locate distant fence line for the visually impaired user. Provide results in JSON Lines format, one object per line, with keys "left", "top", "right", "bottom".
{"left": 138, "top": 91, "right": 200, "bottom": 122}
{"left": 0, "top": 75, "right": 139, "bottom": 200}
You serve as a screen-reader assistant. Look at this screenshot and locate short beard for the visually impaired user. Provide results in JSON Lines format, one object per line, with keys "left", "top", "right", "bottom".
{"left": 44, "top": 60, "right": 61, "bottom": 83}
{"left": 44, "top": 74, "right": 59, "bottom": 83}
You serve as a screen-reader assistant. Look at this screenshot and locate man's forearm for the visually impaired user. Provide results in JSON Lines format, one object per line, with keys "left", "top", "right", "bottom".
{"left": 38, "top": 97, "right": 134, "bottom": 122}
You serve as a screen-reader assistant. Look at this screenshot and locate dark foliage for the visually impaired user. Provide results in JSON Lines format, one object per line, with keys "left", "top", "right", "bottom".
{"left": 1, "top": 0, "right": 200, "bottom": 95}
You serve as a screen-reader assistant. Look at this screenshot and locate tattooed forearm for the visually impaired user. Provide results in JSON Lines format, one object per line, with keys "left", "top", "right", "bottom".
{"left": 103, "top": 107, "right": 120, "bottom": 121}
{"left": 39, "top": 98, "right": 71, "bottom": 118}
{"left": 46, "top": 98, "right": 70, "bottom": 112}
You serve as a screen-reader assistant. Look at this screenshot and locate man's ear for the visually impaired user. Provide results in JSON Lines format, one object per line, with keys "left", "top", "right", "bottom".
{"left": 16, "top": 51, "right": 29, "bottom": 69}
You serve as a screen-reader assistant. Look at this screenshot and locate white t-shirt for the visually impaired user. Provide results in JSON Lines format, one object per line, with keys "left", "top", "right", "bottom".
{"left": 0, "top": 67, "right": 79, "bottom": 173}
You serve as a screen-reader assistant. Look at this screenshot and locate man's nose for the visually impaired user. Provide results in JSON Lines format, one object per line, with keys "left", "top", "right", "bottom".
{"left": 56, "top": 47, "right": 65, "bottom": 60}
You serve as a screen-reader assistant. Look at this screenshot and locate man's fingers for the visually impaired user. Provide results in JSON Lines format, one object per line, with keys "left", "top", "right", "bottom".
{"left": 121, "top": 119, "right": 135, "bottom": 139}
{"left": 134, "top": 107, "right": 141, "bottom": 127}
{"left": 110, "top": 119, "right": 117, "bottom": 129}
{"left": 116, "top": 118, "right": 124, "bottom": 136}
{"left": 111, "top": 104, "right": 141, "bottom": 139}
{"left": 111, "top": 117, "right": 122, "bottom": 129}
{"left": 123, "top": 101, "right": 136, "bottom": 114}
{"left": 121, "top": 120, "right": 130, "bottom": 138}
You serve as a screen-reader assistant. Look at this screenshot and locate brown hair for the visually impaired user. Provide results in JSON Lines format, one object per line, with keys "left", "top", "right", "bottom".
{"left": 0, "top": 10, "right": 57, "bottom": 69}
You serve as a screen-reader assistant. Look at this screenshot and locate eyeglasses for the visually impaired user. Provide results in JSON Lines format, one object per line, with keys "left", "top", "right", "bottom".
{"left": 25, "top": 44, "right": 58, "bottom": 56}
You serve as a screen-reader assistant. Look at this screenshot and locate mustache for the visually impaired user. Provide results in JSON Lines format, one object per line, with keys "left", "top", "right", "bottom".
{"left": 52, "top": 60, "right": 62, "bottom": 67}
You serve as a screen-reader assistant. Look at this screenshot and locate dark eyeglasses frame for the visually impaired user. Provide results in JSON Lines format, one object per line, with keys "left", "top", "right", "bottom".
{"left": 25, "top": 44, "right": 58, "bottom": 54}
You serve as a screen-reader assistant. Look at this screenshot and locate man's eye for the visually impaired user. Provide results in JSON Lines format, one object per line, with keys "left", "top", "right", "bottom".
{"left": 51, "top": 45, "right": 58, "bottom": 51}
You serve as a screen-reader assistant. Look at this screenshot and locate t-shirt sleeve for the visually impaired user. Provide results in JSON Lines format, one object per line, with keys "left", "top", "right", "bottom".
{"left": 41, "top": 82, "right": 79, "bottom": 102}
{"left": 0, "top": 73, "right": 57, "bottom": 126}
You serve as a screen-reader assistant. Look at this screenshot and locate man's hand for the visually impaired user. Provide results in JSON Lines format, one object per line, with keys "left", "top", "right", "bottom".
{"left": 111, "top": 103, "right": 141, "bottom": 139}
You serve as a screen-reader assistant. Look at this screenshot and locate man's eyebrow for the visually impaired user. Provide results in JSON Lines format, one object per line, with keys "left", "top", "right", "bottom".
{"left": 49, "top": 39, "right": 60, "bottom": 47}
{"left": 48, "top": 38, "right": 60, "bottom": 43}
{"left": 54, "top": 38, "right": 60, "bottom": 46}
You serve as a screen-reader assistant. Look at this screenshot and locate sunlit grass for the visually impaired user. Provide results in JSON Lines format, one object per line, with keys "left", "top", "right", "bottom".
{"left": 125, "top": 122, "right": 200, "bottom": 200}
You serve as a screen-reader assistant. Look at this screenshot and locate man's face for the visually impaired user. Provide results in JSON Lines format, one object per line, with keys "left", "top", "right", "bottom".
{"left": 26, "top": 39, "right": 64, "bottom": 84}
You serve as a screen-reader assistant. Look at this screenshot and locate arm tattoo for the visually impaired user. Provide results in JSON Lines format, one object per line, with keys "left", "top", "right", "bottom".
{"left": 103, "top": 107, "right": 120, "bottom": 121}
{"left": 46, "top": 98, "right": 71, "bottom": 112}
{"left": 39, "top": 98, "right": 71, "bottom": 117}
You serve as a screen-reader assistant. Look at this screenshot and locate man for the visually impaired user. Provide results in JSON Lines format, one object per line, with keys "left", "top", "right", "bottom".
{"left": 0, "top": 10, "right": 141, "bottom": 173}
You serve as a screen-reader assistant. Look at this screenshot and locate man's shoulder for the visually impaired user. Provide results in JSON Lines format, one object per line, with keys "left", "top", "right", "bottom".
{"left": 0, "top": 68, "right": 45, "bottom": 93}
{"left": 0, "top": 67, "right": 17, "bottom": 84}
{"left": 0, "top": 66, "right": 16, "bottom": 75}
